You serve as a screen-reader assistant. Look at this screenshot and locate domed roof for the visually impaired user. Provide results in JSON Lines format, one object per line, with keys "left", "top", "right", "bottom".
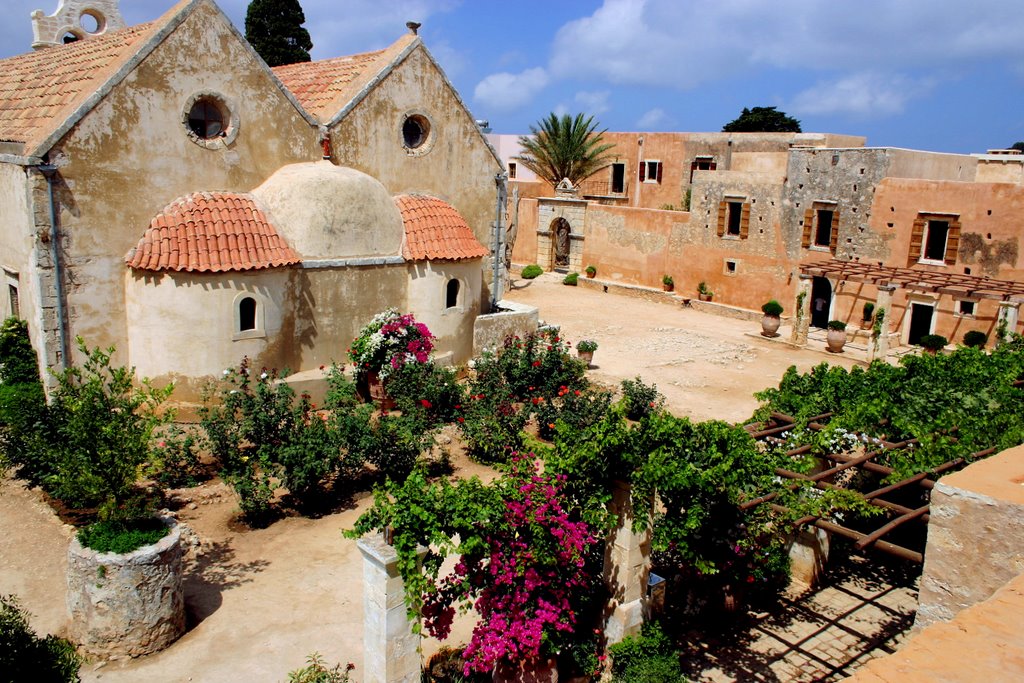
{"left": 251, "top": 161, "right": 404, "bottom": 260}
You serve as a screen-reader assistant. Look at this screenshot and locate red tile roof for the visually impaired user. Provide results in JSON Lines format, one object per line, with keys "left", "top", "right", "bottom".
{"left": 395, "top": 194, "right": 489, "bottom": 262}
{"left": 126, "top": 192, "right": 301, "bottom": 273}
{"left": 0, "top": 22, "right": 158, "bottom": 152}
{"left": 272, "top": 34, "right": 416, "bottom": 122}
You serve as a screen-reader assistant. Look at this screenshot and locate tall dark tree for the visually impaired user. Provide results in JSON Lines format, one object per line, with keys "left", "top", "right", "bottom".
{"left": 513, "top": 113, "right": 616, "bottom": 187}
{"left": 1011, "top": 142, "right": 1024, "bottom": 152}
{"left": 245, "top": 0, "right": 313, "bottom": 67}
{"left": 722, "top": 106, "right": 802, "bottom": 133}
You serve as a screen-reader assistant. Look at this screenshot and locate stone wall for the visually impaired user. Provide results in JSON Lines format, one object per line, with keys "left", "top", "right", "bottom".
{"left": 473, "top": 300, "right": 538, "bottom": 355}
{"left": 536, "top": 197, "right": 588, "bottom": 272}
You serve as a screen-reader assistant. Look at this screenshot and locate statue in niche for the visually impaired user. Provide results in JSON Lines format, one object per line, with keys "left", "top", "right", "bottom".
{"left": 553, "top": 217, "right": 570, "bottom": 266}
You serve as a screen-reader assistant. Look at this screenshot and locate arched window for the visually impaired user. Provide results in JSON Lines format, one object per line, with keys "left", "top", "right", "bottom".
{"left": 446, "top": 279, "right": 460, "bottom": 309}
{"left": 239, "top": 296, "right": 257, "bottom": 331}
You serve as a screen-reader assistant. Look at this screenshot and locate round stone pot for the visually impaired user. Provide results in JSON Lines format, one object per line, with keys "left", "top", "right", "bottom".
{"left": 826, "top": 329, "right": 847, "bottom": 353}
{"left": 577, "top": 349, "right": 594, "bottom": 366}
{"left": 761, "top": 315, "right": 781, "bottom": 337}
{"left": 67, "top": 517, "right": 185, "bottom": 659}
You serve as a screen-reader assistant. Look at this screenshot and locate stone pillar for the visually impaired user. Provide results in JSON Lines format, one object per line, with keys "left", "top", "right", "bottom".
{"left": 867, "top": 285, "right": 895, "bottom": 363}
{"left": 788, "top": 527, "right": 830, "bottom": 588}
{"left": 791, "top": 275, "right": 813, "bottom": 346}
{"left": 915, "top": 444, "right": 1024, "bottom": 630}
{"left": 358, "top": 534, "right": 423, "bottom": 683}
{"left": 997, "top": 301, "right": 1020, "bottom": 343}
{"left": 603, "top": 480, "right": 651, "bottom": 645}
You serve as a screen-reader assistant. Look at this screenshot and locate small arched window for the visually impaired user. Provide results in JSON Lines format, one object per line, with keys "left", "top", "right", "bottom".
{"left": 239, "top": 296, "right": 257, "bottom": 331}
{"left": 446, "top": 279, "right": 460, "bottom": 309}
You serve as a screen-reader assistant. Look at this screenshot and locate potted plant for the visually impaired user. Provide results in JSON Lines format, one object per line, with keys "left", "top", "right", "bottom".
{"left": 563, "top": 272, "right": 579, "bottom": 286}
{"left": 861, "top": 302, "right": 875, "bottom": 330}
{"left": 760, "top": 300, "right": 784, "bottom": 337}
{"left": 963, "top": 330, "right": 988, "bottom": 349}
{"left": 576, "top": 339, "right": 598, "bottom": 366}
{"left": 697, "top": 281, "right": 713, "bottom": 301}
{"left": 662, "top": 274, "right": 674, "bottom": 292}
{"left": 919, "top": 334, "right": 948, "bottom": 355}
{"left": 349, "top": 309, "right": 435, "bottom": 407}
{"left": 826, "top": 320, "right": 847, "bottom": 353}
{"left": 585, "top": 265, "right": 597, "bottom": 279}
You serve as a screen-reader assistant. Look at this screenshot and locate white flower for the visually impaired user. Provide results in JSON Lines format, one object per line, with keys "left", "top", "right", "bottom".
{"left": 223, "top": 369, "right": 230, "bottom": 376}
{"left": 468, "top": 360, "right": 476, "bottom": 369}
{"left": 260, "top": 372, "right": 268, "bottom": 379}
{"left": 230, "top": 389, "right": 239, "bottom": 394}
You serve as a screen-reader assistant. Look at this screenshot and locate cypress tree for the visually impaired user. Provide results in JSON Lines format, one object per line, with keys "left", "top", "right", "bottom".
{"left": 245, "top": 0, "right": 313, "bottom": 67}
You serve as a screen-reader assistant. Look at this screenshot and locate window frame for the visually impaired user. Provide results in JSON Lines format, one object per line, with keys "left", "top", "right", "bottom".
{"left": 909, "top": 212, "right": 960, "bottom": 266}
{"left": 232, "top": 292, "right": 266, "bottom": 340}
{"left": 955, "top": 299, "right": 977, "bottom": 318}
{"left": 716, "top": 198, "right": 751, "bottom": 240}
{"left": 639, "top": 160, "right": 663, "bottom": 184}
{"left": 610, "top": 162, "right": 626, "bottom": 194}
{"left": 445, "top": 278, "right": 462, "bottom": 311}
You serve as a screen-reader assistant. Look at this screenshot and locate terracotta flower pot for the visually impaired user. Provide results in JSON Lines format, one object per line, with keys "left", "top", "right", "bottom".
{"left": 761, "top": 315, "right": 781, "bottom": 337}
{"left": 577, "top": 349, "right": 594, "bottom": 366}
{"left": 366, "top": 371, "right": 395, "bottom": 410}
{"left": 826, "top": 328, "right": 847, "bottom": 353}
{"left": 662, "top": 283, "right": 674, "bottom": 292}
{"left": 698, "top": 293, "right": 712, "bottom": 302}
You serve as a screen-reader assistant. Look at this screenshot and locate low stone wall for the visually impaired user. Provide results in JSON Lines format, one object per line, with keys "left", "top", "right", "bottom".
{"left": 473, "top": 299, "right": 539, "bottom": 356}
{"left": 67, "top": 518, "right": 185, "bottom": 658}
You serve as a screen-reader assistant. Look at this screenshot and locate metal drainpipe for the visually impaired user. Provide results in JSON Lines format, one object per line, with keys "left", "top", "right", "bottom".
{"left": 36, "top": 164, "right": 68, "bottom": 371}
{"left": 491, "top": 172, "right": 508, "bottom": 312}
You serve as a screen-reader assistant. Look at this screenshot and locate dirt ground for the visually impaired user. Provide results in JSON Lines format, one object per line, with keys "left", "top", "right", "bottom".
{"left": 0, "top": 274, "right": 876, "bottom": 682}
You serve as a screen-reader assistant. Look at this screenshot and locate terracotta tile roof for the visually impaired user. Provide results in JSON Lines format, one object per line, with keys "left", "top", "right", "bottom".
{"left": 272, "top": 33, "right": 416, "bottom": 122}
{"left": 126, "top": 192, "right": 301, "bottom": 273}
{"left": 0, "top": 21, "right": 163, "bottom": 152}
{"left": 395, "top": 194, "right": 489, "bottom": 262}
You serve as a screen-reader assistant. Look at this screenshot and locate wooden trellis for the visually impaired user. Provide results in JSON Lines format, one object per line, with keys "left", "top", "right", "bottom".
{"left": 740, "top": 412, "right": 998, "bottom": 563}
{"left": 800, "top": 261, "right": 1024, "bottom": 301}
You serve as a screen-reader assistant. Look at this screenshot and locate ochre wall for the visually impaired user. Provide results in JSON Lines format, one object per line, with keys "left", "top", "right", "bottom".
{"left": 406, "top": 259, "right": 481, "bottom": 365}
{"left": 0, "top": 165, "right": 33, "bottom": 322}
{"left": 51, "top": 0, "right": 316, "bottom": 367}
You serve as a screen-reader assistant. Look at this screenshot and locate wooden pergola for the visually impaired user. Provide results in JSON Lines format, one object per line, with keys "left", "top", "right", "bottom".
{"left": 800, "top": 261, "right": 1024, "bottom": 302}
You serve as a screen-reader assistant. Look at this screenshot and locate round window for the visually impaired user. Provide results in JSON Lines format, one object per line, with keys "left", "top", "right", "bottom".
{"left": 402, "top": 114, "right": 430, "bottom": 149}
{"left": 187, "top": 97, "right": 227, "bottom": 139}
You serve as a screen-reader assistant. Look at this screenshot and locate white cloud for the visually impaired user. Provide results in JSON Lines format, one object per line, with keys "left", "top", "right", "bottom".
{"left": 474, "top": 68, "right": 550, "bottom": 111}
{"left": 574, "top": 90, "right": 611, "bottom": 115}
{"left": 637, "top": 107, "right": 669, "bottom": 129}
{"left": 789, "top": 73, "right": 935, "bottom": 118}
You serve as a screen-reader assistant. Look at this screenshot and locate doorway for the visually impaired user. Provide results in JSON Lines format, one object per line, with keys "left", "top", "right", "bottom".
{"left": 908, "top": 303, "right": 934, "bottom": 345}
{"left": 811, "top": 277, "right": 832, "bottom": 329}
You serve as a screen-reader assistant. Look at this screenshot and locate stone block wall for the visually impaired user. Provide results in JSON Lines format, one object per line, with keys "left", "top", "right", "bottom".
{"left": 536, "top": 197, "right": 587, "bottom": 272}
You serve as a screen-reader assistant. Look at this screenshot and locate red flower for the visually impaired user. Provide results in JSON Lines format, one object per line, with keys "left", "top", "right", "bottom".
{"left": 319, "top": 364, "right": 325, "bottom": 371}
{"left": 532, "top": 360, "right": 541, "bottom": 367}
{"left": 421, "top": 399, "right": 433, "bottom": 409}
{"left": 457, "top": 417, "right": 465, "bottom": 423}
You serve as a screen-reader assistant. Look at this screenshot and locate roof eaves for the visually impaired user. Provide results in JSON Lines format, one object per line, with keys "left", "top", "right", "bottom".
{"left": 326, "top": 34, "right": 420, "bottom": 129}
{"left": 28, "top": 0, "right": 200, "bottom": 158}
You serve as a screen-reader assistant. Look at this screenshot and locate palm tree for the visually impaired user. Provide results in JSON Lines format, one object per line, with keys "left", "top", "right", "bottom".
{"left": 513, "top": 113, "right": 616, "bottom": 187}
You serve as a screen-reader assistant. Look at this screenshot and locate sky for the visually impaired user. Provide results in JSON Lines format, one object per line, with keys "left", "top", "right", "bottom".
{"left": 3, "top": 0, "right": 1024, "bottom": 154}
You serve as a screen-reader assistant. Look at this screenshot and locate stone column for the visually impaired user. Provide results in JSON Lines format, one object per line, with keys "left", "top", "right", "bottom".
{"left": 791, "top": 275, "right": 813, "bottom": 346}
{"left": 867, "top": 285, "right": 895, "bottom": 363}
{"left": 358, "top": 534, "right": 423, "bottom": 683}
{"left": 997, "top": 301, "right": 1020, "bottom": 343}
{"left": 603, "top": 480, "right": 651, "bottom": 645}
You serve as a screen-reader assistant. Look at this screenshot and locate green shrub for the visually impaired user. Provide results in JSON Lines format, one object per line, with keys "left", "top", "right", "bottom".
{"left": 964, "top": 330, "right": 988, "bottom": 348}
{"left": 761, "top": 300, "right": 783, "bottom": 317}
{"left": 0, "top": 381, "right": 49, "bottom": 484}
{"left": 536, "top": 386, "right": 613, "bottom": 441}
{"left": 287, "top": 653, "right": 355, "bottom": 683}
{"left": 862, "top": 301, "right": 875, "bottom": 321}
{"left": 563, "top": 272, "right": 579, "bottom": 286}
{"left": 355, "top": 411, "right": 434, "bottom": 481}
{"left": 78, "top": 517, "right": 170, "bottom": 554}
{"left": 662, "top": 274, "right": 674, "bottom": 286}
{"left": 827, "top": 320, "right": 847, "bottom": 331}
{"left": 609, "top": 622, "right": 683, "bottom": 683}
{"left": 146, "top": 426, "right": 205, "bottom": 489}
{"left": 576, "top": 339, "right": 598, "bottom": 353}
{"left": 0, "top": 594, "right": 82, "bottom": 683}
{"left": 386, "top": 361, "right": 465, "bottom": 426}
{"left": 920, "top": 334, "right": 948, "bottom": 351}
{"left": 521, "top": 264, "right": 543, "bottom": 279}
{"left": 620, "top": 376, "right": 664, "bottom": 421}
{"left": 0, "top": 317, "right": 40, "bottom": 385}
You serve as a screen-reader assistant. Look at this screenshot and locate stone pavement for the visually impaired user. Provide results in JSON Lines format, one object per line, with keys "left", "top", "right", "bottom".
{"left": 678, "top": 555, "right": 920, "bottom": 682}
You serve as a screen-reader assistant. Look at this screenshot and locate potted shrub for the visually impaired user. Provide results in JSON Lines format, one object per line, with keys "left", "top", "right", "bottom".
{"left": 697, "top": 281, "right": 713, "bottom": 301}
{"left": 585, "top": 265, "right": 597, "bottom": 278}
{"left": 349, "top": 309, "right": 435, "bottom": 407}
{"left": 521, "top": 264, "right": 543, "bottom": 279}
{"left": 662, "top": 274, "right": 674, "bottom": 292}
{"left": 760, "top": 300, "right": 784, "bottom": 337}
{"left": 919, "top": 334, "right": 948, "bottom": 355}
{"left": 963, "top": 330, "right": 988, "bottom": 349}
{"left": 563, "top": 272, "right": 579, "bottom": 286}
{"left": 576, "top": 339, "right": 598, "bottom": 366}
{"left": 826, "top": 320, "right": 847, "bottom": 353}
{"left": 861, "top": 302, "right": 875, "bottom": 329}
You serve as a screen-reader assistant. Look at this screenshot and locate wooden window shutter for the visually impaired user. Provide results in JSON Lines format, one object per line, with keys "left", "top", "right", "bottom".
{"left": 829, "top": 210, "right": 840, "bottom": 254}
{"left": 656, "top": 162, "right": 663, "bottom": 183}
{"left": 740, "top": 203, "right": 751, "bottom": 239}
{"left": 909, "top": 216, "right": 926, "bottom": 262}
{"left": 709, "top": 161, "right": 717, "bottom": 171}
{"left": 944, "top": 219, "right": 961, "bottom": 265}
{"left": 717, "top": 201, "right": 727, "bottom": 237}
{"left": 801, "top": 209, "right": 814, "bottom": 248}
{"left": 639, "top": 163, "right": 646, "bottom": 182}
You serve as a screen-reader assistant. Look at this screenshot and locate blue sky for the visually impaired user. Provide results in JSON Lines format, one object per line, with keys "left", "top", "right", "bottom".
{"left": 3, "top": 0, "right": 1024, "bottom": 153}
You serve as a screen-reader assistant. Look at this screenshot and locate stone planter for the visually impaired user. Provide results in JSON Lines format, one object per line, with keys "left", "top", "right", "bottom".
{"left": 826, "top": 328, "right": 847, "bottom": 353}
{"left": 577, "top": 349, "right": 594, "bottom": 366}
{"left": 662, "top": 283, "right": 674, "bottom": 292}
{"left": 366, "top": 370, "right": 395, "bottom": 410}
{"left": 67, "top": 517, "right": 185, "bottom": 659}
{"left": 761, "top": 315, "right": 781, "bottom": 337}
{"left": 493, "top": 656, "right": 558, "bottom": 683}
{"left": 698, "top": 293, "right": 712, "bottom": 302}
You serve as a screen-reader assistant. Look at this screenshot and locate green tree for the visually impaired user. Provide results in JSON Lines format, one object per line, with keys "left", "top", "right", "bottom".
{"left": 1011, "top": 142, "right": 1024, "bottom": 152}
{"left": 722, "top": 106, "right": 802, "bottom": 133}
{"left": 514, "top": 113, "right": 616, "bottom": 186}
{"left": 245, "top": 0, "right": 313, "bottom": 67}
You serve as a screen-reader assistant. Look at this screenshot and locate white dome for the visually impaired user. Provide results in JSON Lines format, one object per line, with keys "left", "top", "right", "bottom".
{"left": 251, "top": 161, "right": 403, "bottom": 260}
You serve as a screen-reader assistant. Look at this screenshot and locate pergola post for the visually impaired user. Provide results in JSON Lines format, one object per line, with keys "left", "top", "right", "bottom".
{"left": 868, "top": 285, "right": 896, "bottom": 363}
{"left": 791, "top": 274, "right": 813, "bottom": 346}
{"left": 997, "top": 301, "right": 1020, "bottom": 343}
{"left": 603, "top": 480, "right": 651, "bottom": 645}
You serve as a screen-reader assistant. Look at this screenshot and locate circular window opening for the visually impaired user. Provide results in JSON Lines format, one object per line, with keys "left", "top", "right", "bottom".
{"left": 188, "top": 97, "right": 228, "bottom": 139}
{"left": 79, "top": 11, "right": 103, "bottom": 34}
{"left": 402, "top": 114, "right": 430, "bottom": 149}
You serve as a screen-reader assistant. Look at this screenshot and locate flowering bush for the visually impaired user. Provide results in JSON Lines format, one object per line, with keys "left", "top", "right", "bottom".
{"left": 348, "top": 309, "right": 434, "bottom": 381}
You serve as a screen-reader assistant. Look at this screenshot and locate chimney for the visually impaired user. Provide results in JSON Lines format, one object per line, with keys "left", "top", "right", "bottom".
{"left": 406, "top": 21, "right": 421, "bottom": 35}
